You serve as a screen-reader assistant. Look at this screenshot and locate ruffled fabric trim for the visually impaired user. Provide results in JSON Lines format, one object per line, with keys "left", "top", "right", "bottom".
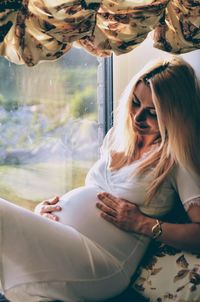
{"left": 0, "top": 0, "right": 199, "bottom": 66}
{"left": 184, "top": 197, "right": 200, "bottom": 212}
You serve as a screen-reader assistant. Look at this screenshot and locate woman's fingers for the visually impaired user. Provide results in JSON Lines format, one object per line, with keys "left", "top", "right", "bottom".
{"left": 97, "top": 192, "right": 133, "bottom": 212}
{"left": 42, "top": 213, "right": 59, "bottom": 221}
{"left": 97, "top": 192, "right": 119, "bottom": 209}
{"left": 49, "top": 196, "right": 60, "bottom": 204}
{"left": 100, "top": 212, "right": 118, "bottom": 225}
{"left": 40, "top": 205, "right": 62, "bottom": 214}
{"left": 96, "top": 202, "right": 117, "bottom": 217}
{"left": 40, "top": 196, "right": 61, "bottom": 214}
{"left": 98, "top": 192, "right": 118, "bottom": 202}
{"left": 42, "top": 196, "right": 59, "bottom": 206}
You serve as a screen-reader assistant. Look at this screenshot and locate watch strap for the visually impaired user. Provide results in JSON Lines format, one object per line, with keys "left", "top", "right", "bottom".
{"left": 151, "top": 219, "right": 163, "bottom": 239}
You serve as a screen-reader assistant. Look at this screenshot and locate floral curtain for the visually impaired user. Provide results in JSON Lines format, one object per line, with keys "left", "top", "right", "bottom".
{"left": 0, "top": 0, "right": 199, "bottom": 66}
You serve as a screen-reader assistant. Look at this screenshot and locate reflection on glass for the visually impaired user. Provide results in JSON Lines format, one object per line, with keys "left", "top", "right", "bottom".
{"left": 0, "top": 49, "right": 99, "bottom": 210}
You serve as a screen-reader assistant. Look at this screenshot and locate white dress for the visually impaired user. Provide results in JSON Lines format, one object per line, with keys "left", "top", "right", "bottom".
{"left": 1, "top": 132, "right": 200, "bottom": 302}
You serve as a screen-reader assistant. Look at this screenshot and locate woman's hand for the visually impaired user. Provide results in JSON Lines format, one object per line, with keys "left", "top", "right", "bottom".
{"left": 96, "top": 192, "right": 145, "bottom": 233}
{"left": 34, "top": 196, "right": 62, "bottom": 221}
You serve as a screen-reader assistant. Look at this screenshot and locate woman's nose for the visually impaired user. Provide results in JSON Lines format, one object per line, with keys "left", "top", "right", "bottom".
{"left": 134, "top": 109, "right": 146, "bottom": 122}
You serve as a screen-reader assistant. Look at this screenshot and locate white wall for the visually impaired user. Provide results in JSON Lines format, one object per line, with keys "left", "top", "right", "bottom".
{"left": 113, "top": 35, "right": 200, "bottom": 105}
{"left": 182, "top": 50, "right": 200, "bottom": 78}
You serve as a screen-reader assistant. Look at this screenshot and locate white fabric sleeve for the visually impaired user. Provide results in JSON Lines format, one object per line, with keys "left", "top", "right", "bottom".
{"left": 172, "top": 165, "right": 200, "bottom": 212}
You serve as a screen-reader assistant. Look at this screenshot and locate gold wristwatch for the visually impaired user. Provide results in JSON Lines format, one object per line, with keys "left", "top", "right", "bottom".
{"left": 151, "top": 219, "right": 163, "bottom": 239}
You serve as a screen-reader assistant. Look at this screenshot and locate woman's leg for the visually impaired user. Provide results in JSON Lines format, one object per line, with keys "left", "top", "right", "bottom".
{"left": 0, "top": 198, "right": 129, "bottom": 301}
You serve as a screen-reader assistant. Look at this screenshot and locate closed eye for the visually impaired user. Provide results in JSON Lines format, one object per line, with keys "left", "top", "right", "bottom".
{"left": 132, "top": 98, "right": 140, "bottom": 107}
{"left": 148, "top": 109, "right": 157, "bottom": 118}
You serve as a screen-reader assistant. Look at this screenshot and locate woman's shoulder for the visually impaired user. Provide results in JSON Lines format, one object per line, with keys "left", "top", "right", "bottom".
{"left": 170, "top": 164, "right": 200, "bottom": 186}
{"left": 100, "top": 128, "right": 115, "bottom": 155}
{"left": 103, "top": 127, "right": 114, "bottom": 142}
{"left": 169, "top": 163, "right": 200, "bottom": 207}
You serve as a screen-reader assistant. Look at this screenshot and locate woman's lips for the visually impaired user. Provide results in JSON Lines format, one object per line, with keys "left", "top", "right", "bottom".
{"left": 134, "top": 122, "right": 149, "bottom": 130}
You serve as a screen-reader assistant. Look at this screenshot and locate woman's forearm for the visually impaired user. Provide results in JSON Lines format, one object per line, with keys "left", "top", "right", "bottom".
{"left": 140, "top": 216, "right": 200, "bottom": 253}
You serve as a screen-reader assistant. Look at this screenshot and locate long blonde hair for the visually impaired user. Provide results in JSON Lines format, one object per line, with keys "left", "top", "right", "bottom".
{"left": 109, "top": 56, "right": 200, "bottom": 202}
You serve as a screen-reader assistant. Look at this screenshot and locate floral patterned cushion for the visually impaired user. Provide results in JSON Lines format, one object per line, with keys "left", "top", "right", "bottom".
{"left": 132, "top": 241, "right": 200, "bottom": 302}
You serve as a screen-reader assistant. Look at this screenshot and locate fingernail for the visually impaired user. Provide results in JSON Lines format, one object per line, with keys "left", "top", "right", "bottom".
{"left": 56, "top": 206, "right": 61, "bottom": 210}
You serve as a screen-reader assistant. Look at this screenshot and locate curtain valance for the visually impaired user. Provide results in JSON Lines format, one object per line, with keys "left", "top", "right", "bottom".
{"left": 0, "top": 0, "right": 199, "bottom": 66}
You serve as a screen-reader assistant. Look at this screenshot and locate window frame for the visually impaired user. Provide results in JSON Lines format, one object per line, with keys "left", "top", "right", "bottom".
{"left": 97, "top": 56, "right": 113, "bottom": 143}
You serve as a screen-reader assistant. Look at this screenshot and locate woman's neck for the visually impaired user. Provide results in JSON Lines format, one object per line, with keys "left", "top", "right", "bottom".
{"left": 134, "top": 134, "right": 160, "bottom": 160}
{"left": 138, "top": 133, "right": 159, "bottom": 147}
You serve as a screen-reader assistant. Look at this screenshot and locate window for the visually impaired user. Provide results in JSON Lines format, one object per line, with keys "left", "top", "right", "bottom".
{"left": 0, "top": 49, "right": 112, "bottom": 211}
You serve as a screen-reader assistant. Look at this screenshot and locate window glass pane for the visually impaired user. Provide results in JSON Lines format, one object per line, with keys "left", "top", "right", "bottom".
{"left": 0, "top": 49, "right": 99, "bottom": 211}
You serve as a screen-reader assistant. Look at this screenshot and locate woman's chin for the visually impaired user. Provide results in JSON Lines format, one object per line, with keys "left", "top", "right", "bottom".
{"left": 133, "top": 125, "right": 150, "bottom": 135}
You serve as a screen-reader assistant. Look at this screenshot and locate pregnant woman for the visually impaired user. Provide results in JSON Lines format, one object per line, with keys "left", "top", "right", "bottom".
{"left": 1, "top": 57, "right": 200, "bottom": 302}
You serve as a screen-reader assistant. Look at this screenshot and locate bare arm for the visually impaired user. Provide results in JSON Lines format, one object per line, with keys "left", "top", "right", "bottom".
{"left": 97, "top": 193, "right": 200, "bottom": 254}
{"left": 139, "top": 203, "right": 200, "bottom": 253}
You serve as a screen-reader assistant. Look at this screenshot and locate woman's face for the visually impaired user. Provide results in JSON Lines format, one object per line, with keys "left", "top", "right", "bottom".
{"left": 131, "top": 81, "right": 160, "bottom": 137}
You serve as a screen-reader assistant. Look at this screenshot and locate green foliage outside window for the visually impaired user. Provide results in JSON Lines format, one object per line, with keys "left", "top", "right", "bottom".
{"left": 70, "top": 86, "right": 96, "bottom": 118}
{"left": 0, "top": 49, "right": 99, "bottom": 210}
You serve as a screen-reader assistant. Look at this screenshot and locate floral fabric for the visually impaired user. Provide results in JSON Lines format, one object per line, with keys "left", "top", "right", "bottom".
{"left": 132, "top": 241, "right": 200, "bottom": 302}
{"left": 0, "top": 0, "right": 199, "bottom": 66}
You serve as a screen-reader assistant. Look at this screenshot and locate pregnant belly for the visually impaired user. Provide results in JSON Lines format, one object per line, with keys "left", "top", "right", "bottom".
{"left": 56, "top": 186, "right": 149, "bottom": 262}
{"left": 57, "top": 186, "right": 101, "bottom": 229}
